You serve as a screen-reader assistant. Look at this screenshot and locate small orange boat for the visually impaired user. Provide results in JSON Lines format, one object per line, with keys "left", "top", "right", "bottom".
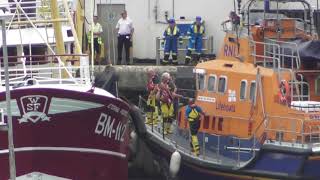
{"left": 139, "top": 0, "right": 320, "bottom": 179}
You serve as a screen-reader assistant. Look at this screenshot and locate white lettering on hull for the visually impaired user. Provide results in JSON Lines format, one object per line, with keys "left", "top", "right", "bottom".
{"left": 95, "top": 113, "right": 126, "bottom": 142}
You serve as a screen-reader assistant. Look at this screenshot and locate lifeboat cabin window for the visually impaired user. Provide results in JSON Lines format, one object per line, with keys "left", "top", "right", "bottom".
{"left": 203, "top": 115, "right": 210, "bottom": 129}
{"left": 212, "top": 117, "right": 216, "bottom": 130}
{"left": 208, "top": 75, "right": 217, "bottom": 92}
{"left": 218, "top": 76, "right": 227, "bottom": 93}
{"left": 218, "top": 117, "right": 223, "bottom": 131}
{"left": 316, "top": 76, "right": 320, "bottom": 96}
{"left": 197, "top": 73, "right": 205, "bottom": 90}
{"left": 249, "top": 81, "right": 257, "bottom": 102}
{"left": 240, "top": 80, "right": 247, "bottom": 100}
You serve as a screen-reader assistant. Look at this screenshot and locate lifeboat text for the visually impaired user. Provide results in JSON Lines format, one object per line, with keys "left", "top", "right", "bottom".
{"left": 310, "top": 114, "right": 320, "bottom": 120}
{"left": 216, "top": 102, "right": 236, "bottom": 112}
{"left": 95, "top": 113, "right": 126, "bottom": 142}
{"left": 224, "top": 44, "right": 238, "bottom": 57}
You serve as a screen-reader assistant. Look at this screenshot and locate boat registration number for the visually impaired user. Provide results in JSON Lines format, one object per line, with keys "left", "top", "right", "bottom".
{"left": 94, "top": 113, "right": 126, "bottom": 142}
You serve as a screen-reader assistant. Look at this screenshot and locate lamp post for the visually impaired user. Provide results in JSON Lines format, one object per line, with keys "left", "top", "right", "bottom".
{"left": 0, "top": 11, "right": 16, "bottom": 180}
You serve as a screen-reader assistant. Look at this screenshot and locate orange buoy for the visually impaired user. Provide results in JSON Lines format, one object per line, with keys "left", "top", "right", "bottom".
{"left": 278, "top": 80, "right": 291, "bottom": 105}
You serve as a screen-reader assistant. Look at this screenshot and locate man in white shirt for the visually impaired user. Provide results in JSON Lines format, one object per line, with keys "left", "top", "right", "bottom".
{"left": 88, "top": 16, "right": 103, "bottom": 63}
{"left": 116, "top": 10, "right": 134, "bottom": 65}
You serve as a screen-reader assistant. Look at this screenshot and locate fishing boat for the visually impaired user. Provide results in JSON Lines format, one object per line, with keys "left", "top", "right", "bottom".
{"left": 138, "top": 0, "right": 320, "bottom": 179}
{"left": 0, "top": 1, "right": 129, "bottom": 179}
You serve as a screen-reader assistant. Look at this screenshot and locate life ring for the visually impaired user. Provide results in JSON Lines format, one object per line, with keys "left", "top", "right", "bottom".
{"left": 256, "top": 27, "right": 264, "bottom": 40}
{"left": 278, "top": 80, "right": 291, "bottom": 105}
{"left": 252, "top": 26, "right": 264, "bottom": 41}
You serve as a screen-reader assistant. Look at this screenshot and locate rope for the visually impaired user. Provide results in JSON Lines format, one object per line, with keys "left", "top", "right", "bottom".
{"left": 16, "top": 1, "right": 26, "bottom": 77}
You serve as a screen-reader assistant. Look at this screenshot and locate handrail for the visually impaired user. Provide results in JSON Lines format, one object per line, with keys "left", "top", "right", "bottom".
{"left": 155, "top": 36, "right": 214, "bottom": 65}
{"left": 139, "top": 94, "right": 261, "bottom": 167}
{"left": 250, "top": 40, "right": 281, "bottom": 69}
{"left": 0, "top": 54, "right": 90, "bottom": 86}
{"left": 266, "top": 38, "right": 301, "bottom": 69}
{"left": 263, "top": 115, "right": 320, "bottom": 145}
{"left": 290, "top": 81, "right": 310, "bottom": 101}
{"left": 0, "top": 54, "right": 87, "bottom": 59}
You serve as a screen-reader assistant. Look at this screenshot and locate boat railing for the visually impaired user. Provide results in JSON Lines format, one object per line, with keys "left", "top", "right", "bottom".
{"left": 304, "top": 124, "right": 320, "bottom": 143}
{"left": 290, "top": 81, "right": 310, "bottom": 101}
{"left": 264, "top": 115, "right": 304, "bottom": 146}
{"left": 251, "top": 40, "right": 281, "bottom": 69}
{"left": 265, "top": 38, "right": 301, "bottom": 70}
{"left": 138, "top": 95, "right": 225, "bottom": 163}
{"left": 292, "top": 73, "right": 310, "bottom": 101}
{"left": 227, "top": 115, "right": 269, "bottom": 167}
{"left": 0, "top": 0, "right": 70, "bottom": 27}
{"left": 251, "top": 38, "right": 301, "bottom": 71}
{"left": 0, "top": 54, "right": 90, "bottom": 86}
{"left": 264, "top": 115, "right": 320, "bottom": 147}
{"left": 228, "top": 136, "right": 257, "bottom": 167}
{"left": 139, "top": 95, "right": 268, "bottom": 167}
{"left": 155, "top": 36, "right": 215, "bottom": 65}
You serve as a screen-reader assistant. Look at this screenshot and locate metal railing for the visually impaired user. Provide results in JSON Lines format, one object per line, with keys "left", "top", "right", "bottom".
{"left": 290, "top": 81, "right": 310, "bottom": 101}
{"left": 0, "top": 54, "right": 90, "bottom": 87}
{"left": 138, "top": 95, "right": 263, "bottom": 168}
{"left": 251, "top": 38, "right": 301, "bottom": 71}
{"left": 293, "top": 73, "right": 310, "bottom": 101}
{"left": 251, "top": 40, "right": 310, "bottom": 103}
{"left": 265, "top": 38, "right": 301, "bottom": 70}
{"left": 251, "top": 40, "right": 281, "bottom": 69}
{"left": 0, "top": 0, "right": 71, "bottom": 28}
{"left": 265, "top": 115, "right": 320, "bottom": 146}
{"left": 155, "top": 36, "right": 214, "bottom": 65}
{"left": 227, "top": 114, "right": 269, "bottom": 167}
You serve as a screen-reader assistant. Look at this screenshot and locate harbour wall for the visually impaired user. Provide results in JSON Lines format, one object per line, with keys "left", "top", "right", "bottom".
{"left": 94, "top": 65, "right": 195, "bottom": 101}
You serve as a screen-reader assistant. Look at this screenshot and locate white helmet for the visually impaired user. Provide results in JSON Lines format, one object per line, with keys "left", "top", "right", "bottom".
{"left": 161, "top": 72, "right": 171, "bottom": 82}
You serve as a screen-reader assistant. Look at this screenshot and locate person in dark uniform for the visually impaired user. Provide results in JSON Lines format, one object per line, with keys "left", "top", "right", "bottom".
{"left": 185, "top": 98, "right": 205, "bottom": 156}
{"left": 185, "top": 16, "right": 205, "bottom": 65}
{"left": 168, "top": 76, "right": 182, "bottom": 118}
{"left": 221, "top": 11, "right": 240, "bottom": 31}
{"left": 163, "top": 18, "right": 180, "bottom": 65}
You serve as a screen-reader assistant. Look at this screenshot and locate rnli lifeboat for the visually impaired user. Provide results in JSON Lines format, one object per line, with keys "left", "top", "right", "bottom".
{"left": 139, "top": 0, "right": 320, "bottom": 179}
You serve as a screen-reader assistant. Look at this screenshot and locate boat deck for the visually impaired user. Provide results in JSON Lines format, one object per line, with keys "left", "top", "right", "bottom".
{"left": 145, "top": 121, "right": 248, "bottom": 169}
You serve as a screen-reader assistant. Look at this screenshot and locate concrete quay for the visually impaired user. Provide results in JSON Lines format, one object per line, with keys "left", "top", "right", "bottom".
{"left": 94, "top": 65, "right": 195, "bottom": 92}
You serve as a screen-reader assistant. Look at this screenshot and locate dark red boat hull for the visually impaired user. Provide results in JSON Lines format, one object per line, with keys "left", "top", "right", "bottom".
{"left": 0, "top": 88, "right": 129, "bottom": 180}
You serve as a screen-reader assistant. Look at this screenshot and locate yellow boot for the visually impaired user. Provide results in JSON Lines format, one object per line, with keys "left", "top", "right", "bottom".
{"left": 145, "top": 114, "right": 152, "bottom": 125}
{"left": 166, "top": 122, "right": 173, "bottom": 134}
{"left": 163, "top": 122, "right": 169, "bottom": 135}
{"left": 153, "top": 107, "right": 159, "bottom": 125}
{"left": 191, "top": 135, "right": 200, "bottom": 156}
